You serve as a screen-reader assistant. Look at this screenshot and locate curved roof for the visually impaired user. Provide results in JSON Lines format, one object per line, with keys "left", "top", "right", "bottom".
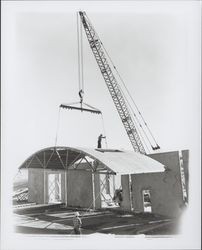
{"left": 19, "top": 146, "right": 165, "bottom": 175}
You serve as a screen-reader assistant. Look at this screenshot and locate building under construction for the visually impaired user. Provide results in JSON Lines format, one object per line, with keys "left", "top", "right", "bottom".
{"left": 18, "top": 147, "right": 188, "bottom": 219}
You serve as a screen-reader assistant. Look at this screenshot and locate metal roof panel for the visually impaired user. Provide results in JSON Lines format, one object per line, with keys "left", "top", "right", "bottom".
{"left": 19, "top": 147, "right": 165, "bottom": 174}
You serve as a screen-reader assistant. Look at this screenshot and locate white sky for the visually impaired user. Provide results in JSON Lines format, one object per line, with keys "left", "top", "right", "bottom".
{"left": 1, "top": 1, "right": 201, "bottom": 249}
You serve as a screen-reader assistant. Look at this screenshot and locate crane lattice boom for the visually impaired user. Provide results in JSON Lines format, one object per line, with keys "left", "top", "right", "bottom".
{"left": 79, "top": 11, "right": 146, "bottom": 154}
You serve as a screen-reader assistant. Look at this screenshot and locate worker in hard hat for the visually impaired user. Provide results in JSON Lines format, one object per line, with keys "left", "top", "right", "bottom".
{"left": 97, "top": 134, "right": 106, "bottom": 148}
{"left": 73, "top": 212, "right": 82, "bottom": 234}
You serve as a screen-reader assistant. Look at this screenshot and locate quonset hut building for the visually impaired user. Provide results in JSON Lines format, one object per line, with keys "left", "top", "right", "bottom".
{"left": 19, "top": 147, "right": 189, "bottom": 218}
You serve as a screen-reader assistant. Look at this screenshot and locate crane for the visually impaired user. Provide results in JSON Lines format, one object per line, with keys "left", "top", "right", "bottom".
{"left": 78, "top": 11, "right": 160, "bottom": 154}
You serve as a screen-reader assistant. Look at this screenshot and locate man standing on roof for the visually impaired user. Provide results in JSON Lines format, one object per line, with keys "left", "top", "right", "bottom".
{"left": 97, "top": 134, "right": 106, "bottom": 148}
{"left": 73, "top": 212, "right": 82, "bottom": 234}
{"left": 79, "top": 89, "right": 84, "bottom": 105}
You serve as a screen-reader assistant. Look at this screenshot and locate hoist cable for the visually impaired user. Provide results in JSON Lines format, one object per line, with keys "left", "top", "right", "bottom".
{"left": 77, "top": 12, "right": 84, "bottom": 93}
{"left": 85, "top": 12, "right": 159, "bottom": 148}
{"left": 80, "top": 17, "right": 84, "bottom": 92}
{"left": 114, "top": 69, "right": 160, "bottom": 147}
{"left": 54, "top": 107, "right": 61, "bottom": 147}
{"left": 118, "top": 85, "right": 152, "bottom": 152}
{"left": 101, "top": 113, "right": 108, "bottom": 149}
{"left": 101, "top": 44, "right": 159, "bottom": 148}
{"left": 131, "top": 112, "right": 152, "bottom": 153}
{"left": 133, "top": 117, "right": 151, "bottom": 153}
{"left": 84, "top": 15, "right": 151, "bottom": 149}
{"left": 77, "top": 12, "right": 81, "bottom": 91}
{"left": 85, "top": 14, "right": 159, "bottom": 149}
{"left": 112, "top": 61, "right": 159, "bottom": 147}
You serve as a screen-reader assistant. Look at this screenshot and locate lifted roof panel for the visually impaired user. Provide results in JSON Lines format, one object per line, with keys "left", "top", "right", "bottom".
{"left": 19, "top": 146, "right": 165, "bottom": 175}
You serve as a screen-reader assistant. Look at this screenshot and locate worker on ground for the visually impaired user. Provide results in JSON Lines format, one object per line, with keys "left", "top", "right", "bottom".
{"left": 73, "top": 212, "right": 82, "bottom": 234}
{"left": 97, "top": 134, "right": 106, "bottom": 148}
{"left": 113, "top": 189, "right": 123, "bottom": 206}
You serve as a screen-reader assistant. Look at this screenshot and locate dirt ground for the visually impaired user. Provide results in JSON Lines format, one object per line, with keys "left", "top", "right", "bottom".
{"left": 13, "top": 205, "right": 180, "bottom": 236}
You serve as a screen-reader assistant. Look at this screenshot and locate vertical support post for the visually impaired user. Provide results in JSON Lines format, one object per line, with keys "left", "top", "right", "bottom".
{"left": 44, "top": 152, "right": 46, "bottom": 167}
{"left": 65, "top": 149, "right": 68, "bottom": 207}
{"left": 113, "top": 175, "right": 115, "bottom": 194}
{"left": 92, "top": 172, "right": 95, "bottom": 210}
{"left": 44, "top": 168, "right": 46, "bottom": 204}
{"left": 129, "top": 174, "right": 133, "bottom": 211}
{"left": 43, "top": 152, "right": 46, "bottom": 204}
{"left": 65, "top": 169, "right": 68, "bottom": 207}
{"left": 65, "top": 149, "right": 69, "bottom": 169}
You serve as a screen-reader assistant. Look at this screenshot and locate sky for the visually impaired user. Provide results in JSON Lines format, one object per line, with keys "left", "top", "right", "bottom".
{"left": 1, "top": 1, "right": 201, "bottom": 249}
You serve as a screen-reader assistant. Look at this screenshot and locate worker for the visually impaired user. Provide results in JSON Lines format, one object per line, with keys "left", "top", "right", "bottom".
{"left": 79, "top": 89, "right": 84, "bottom": 104}
{"left": 97, "top": 134, "right": 106, "bottom": 148}
{"left": 73, "top": 212, "right": 82, "bottom": 234}
{"left": 113, "top": 189, "right": 123, "bottom": 206}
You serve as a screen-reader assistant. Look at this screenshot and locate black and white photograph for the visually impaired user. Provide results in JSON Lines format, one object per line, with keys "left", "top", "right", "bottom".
{"left": 1, "top": 1, "right": 201, "bottom": 250}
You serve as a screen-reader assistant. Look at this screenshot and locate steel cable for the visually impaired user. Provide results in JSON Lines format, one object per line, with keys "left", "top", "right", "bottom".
{"left": 85, "top": 13, "right": 159, "bottom": 149}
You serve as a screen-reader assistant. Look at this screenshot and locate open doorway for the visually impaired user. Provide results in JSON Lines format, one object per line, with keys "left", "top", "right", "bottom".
{"left": 142, "top": 190, "right": 152, "bottom": 213}
{"left": 48, "top": 173, "right": 62, "bottom": 204}
{"left": 100, "top": 174, "right": 121, "bottom": 208}
{"left": 100, "top": 174, "right": 113, "bottom": 207}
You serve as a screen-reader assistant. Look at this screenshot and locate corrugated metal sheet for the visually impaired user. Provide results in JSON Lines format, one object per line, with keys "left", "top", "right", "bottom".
{"left": 19, "top": 147, "right": 165, "bottom": 175}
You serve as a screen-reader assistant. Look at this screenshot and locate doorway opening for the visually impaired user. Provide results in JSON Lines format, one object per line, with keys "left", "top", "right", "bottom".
{"left": 142, "top": 190, "right": 152, "bottom": 213}
{"left": 100, "top": 174, "right": 113, "bottom": 207}
{"left": 100, "top": 174, "right": 121, "bottom": 208}
{"left": 48, "top": 173, "right": 62, "bottom": 204}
